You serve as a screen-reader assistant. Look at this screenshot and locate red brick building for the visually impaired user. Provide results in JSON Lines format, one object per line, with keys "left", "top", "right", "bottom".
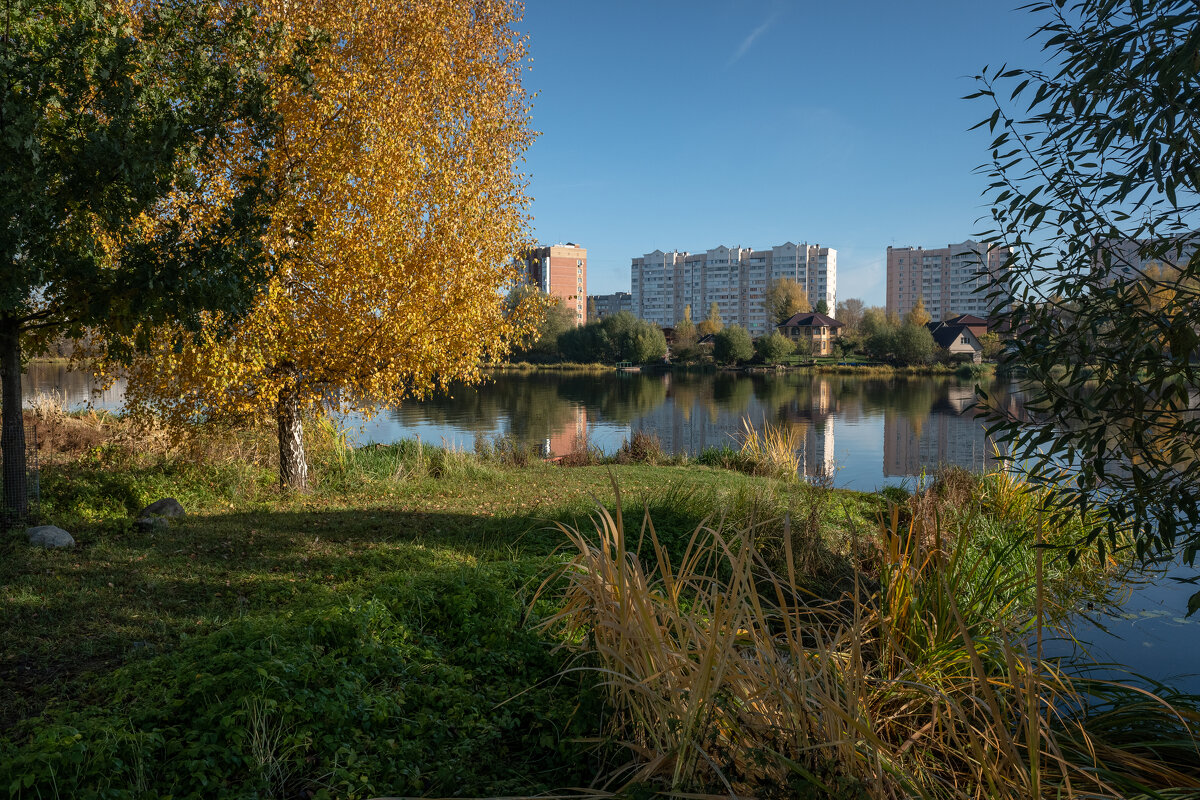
{"left": 520, "top": 243, "right": 588, "bottom": 325}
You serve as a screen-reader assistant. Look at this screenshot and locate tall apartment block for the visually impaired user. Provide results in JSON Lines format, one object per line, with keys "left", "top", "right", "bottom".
{"left": 519, "top": 243, "right": 587, "bottom": 325}
{"left": 630, "top": 242, "right": 835, "bottom": 337}
{"left": 885, "top": 240, "right": 1010, "bottom": 322}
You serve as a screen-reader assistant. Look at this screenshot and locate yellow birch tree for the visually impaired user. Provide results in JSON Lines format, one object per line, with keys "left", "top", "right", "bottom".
{"left": 905, "top": 296, "right": 932, "bottom": 327}
{"left": 112, "top": 0, "right": 538, "bottom": 489}
{"left": 763, "top": 277, "right": 810, "bottom": 325}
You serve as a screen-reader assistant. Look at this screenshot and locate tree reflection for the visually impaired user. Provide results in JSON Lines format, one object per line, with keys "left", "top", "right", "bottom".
{"left": 375, "top": 371, "right": 1019, "bottom": 484}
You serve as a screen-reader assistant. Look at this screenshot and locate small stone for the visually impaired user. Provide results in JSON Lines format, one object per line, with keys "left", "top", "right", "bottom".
{"left": 27, "top": 525, "right": 75, "bottom": 549}
{"left": 138, "top": 498, "right": 185, "bottom": 519}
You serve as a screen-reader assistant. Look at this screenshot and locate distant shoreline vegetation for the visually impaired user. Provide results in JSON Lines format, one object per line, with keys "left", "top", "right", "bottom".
{"left": 483, "top": 361, "right": 615, "bottom": 372}
{"left": 485, "top": 359, "right": 995, "bottom": 380}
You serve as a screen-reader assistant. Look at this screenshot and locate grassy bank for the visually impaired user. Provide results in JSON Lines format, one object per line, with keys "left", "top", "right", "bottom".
{"left": 799, "top": 360, "right": 996, "bottom": 378}
{"left": 2, "top": 409, "right": 1197, "bottom": 798}
{"left": 484, "top": 360, "right": 615, "bottom": 372}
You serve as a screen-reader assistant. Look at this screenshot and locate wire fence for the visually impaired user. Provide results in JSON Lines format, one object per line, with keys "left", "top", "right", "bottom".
{"left": 1, "top": 422, "right": 40, "bottom": 528}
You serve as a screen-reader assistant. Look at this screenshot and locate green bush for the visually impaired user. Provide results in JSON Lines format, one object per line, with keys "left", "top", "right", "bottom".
{"left": 558, "top": 312, "right": 666, "bottom": 364}
{"left": 713, "top": 325, "right": 753, "bottom": 365}
{"left": 754, "top": 332, "right": 795, "bottom": 364}
{"left": 864, "top": 321, "right": 935, "bottom": 366}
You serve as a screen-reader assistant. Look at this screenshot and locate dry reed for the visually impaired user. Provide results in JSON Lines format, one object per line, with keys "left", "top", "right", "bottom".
{"left": 736, "top": 418, "right": 803, "bottom": 480}
{"left": 541, "top": 477, "right": 1200, "bottom": 799}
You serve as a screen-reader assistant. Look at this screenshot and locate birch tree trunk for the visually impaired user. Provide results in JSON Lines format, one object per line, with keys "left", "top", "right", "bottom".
{"left": 276, "top": 385, "right": 308, "bottom": 491}
{"left": 0, "top": 316, "right": 28, "bottom": 523}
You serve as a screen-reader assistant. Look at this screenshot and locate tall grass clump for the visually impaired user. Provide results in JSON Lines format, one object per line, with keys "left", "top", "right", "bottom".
{"left": 543, "top": 479, "right": 1200, "bottom": 799}
{"left": 614, "top": 431, "right": 669, "bottom": 465}
{"left": 557, "top": 430, "right": 605, "bottom": 466}
{"left": 736, "top": 418, "right": 802, "bottom": 479}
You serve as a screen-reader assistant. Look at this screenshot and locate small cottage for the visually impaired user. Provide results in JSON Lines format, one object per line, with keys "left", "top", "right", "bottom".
{"left": 778, "top": 312, "right": 844, "bottom": 356}
{"left": 927, "top": 322, "right": 984, "bottom": 363}
{"left": 943, "top": 314, "right": 989, "bottom": 340}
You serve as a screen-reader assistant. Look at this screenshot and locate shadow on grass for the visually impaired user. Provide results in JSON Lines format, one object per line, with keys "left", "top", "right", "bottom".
{"left": 0, "top": 485, "right": 731, "bottom": 717}
{"left": 1, "top": 505, "right": 621, "bottom": 798}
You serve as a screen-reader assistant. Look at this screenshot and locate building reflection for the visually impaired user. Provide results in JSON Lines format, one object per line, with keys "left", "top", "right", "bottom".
{"left": 883, "top": 383, "right": 996, "bottom": 478}
{"left": 632, "top": 374, "right": 839, "bottom": 479}
{"left": 542, "top": 406, "right": 588, "bottom": 458}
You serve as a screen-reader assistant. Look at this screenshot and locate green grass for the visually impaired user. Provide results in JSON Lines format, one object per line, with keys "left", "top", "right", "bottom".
{"left": 2, "top": 422, "right": 1189, "bottom": 799}
{"left": 1, "top": 433, "right": 883, "bottom": 799}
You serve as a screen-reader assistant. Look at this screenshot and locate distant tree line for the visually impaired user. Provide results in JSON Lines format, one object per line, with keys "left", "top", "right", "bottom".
{"left": 507, "top": 289, "right": 666, "bottom": 364}
{"left": 509, "top": 288, "right": 1002, "bottom": 369}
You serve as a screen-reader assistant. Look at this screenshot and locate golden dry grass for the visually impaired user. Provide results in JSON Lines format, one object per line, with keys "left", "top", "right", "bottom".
{"left": 541, "top": 477, "right": 1200, "bottom": 799}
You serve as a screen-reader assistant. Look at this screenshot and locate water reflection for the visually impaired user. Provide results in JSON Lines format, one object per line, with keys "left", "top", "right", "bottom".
{"left": 630, "top": 373, "right": 842, "bottom": 479}
{"left": 21, "top": 362, "right": 124, "bottom": 411}
{"left": 884, "top": 383, "right": 997, "bottom": 477}
{"left": 23, "top": 363, "right": 1013, "bottom": 491}
{"left": 1047, "top": 559, "right": 1200, "bottom": 691}
{"left": 623, "top": 373, "right": 1008, "bottom": 489}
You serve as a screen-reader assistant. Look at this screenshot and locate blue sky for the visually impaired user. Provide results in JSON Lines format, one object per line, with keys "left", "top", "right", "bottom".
{"left": 520, "top": 1, "right": 1051, "bottom": 306}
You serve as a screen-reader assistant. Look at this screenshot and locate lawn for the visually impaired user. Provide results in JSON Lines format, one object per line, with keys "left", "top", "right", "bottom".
{"left": 4, "top": 411, "right": 1197, "bottom": 800}
{"left": 1, "top": 421, "right": 879, "bottom": 798}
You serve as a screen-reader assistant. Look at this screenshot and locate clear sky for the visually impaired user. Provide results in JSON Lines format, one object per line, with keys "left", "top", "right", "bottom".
{"left": 519, "top": 1, "right": 1051, "bottom": 306}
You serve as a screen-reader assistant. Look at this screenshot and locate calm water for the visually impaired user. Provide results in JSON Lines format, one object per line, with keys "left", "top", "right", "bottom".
{"left": 357, "top": 370, "right": 1005, "bottom": 492}
{"left": 21, "top": 364, "right": 1200, "bottom": 689}
{"left": 22, "top": 361, "right": 125, "bottom": 411}
{"left": 30, "top": 366, "right": 1002, "bottom": 492}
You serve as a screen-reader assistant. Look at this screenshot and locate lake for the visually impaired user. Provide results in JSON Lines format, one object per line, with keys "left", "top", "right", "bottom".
{"left": 24, "top": 365, "right": 1003, "bottom": 492}
{"left": 358, "top": 369, "right": 1008, "bottom": 493}
{"left": 20, "top": 364, "right": 1200, "bottom": 690}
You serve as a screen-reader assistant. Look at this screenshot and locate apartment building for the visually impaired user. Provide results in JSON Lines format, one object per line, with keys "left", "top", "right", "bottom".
{"left": 587, "top": 291, "right": 632, "bottom": 321}
{"left": 630, "top": 242, "right": 836, "bottom": 337}
{"left": 885, "top": 240, "right": 1009, "bottom": 322}
{"left": 519, "top": 243, "right": 587, "bottom": 325}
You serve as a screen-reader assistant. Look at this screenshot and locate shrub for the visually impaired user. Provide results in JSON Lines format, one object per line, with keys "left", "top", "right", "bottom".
{"left": 558, "top": 312, "right": 666, "bottom": 364}
{"left": 543, "top": 484, "right": 1200, "bottom": 799}
{"left": 754, "top": 332, "right": 795, "bottom": 364}
{"left": 616, "top": 431, "right": 667, "bottom": 465}
{"left": 697, "top": 444, "right": 740, "bottom": 469}
{"left": 736, "top": 418, "right": 801, "bottom": 479}
{"left": 713, "top": 325, "right": 753, "bottom": 365}
{"left": 893, "top": 323, "right": 935, "bottom": 365}
{"left": 1, "top": 570, "right": 603, "bottom": 798}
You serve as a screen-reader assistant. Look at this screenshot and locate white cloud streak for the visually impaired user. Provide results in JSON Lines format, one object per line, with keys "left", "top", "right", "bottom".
{"left": 727, "top": 12, "right": 777, "bottom": 68}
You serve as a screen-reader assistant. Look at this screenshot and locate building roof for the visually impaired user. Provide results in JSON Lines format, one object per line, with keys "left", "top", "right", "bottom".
{"left": 945, "top": 314, "right": 988, "bottom": 327}
{"left": 927, "top": 323, "right": 981, "bottom": 350}
{"left": 779, "top": 311, "right": 844, "bottom": 329}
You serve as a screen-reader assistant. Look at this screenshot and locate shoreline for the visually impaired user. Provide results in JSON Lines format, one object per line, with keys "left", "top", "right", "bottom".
{"left": 484, "top": 360, "right": 998, "bottom": 378}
